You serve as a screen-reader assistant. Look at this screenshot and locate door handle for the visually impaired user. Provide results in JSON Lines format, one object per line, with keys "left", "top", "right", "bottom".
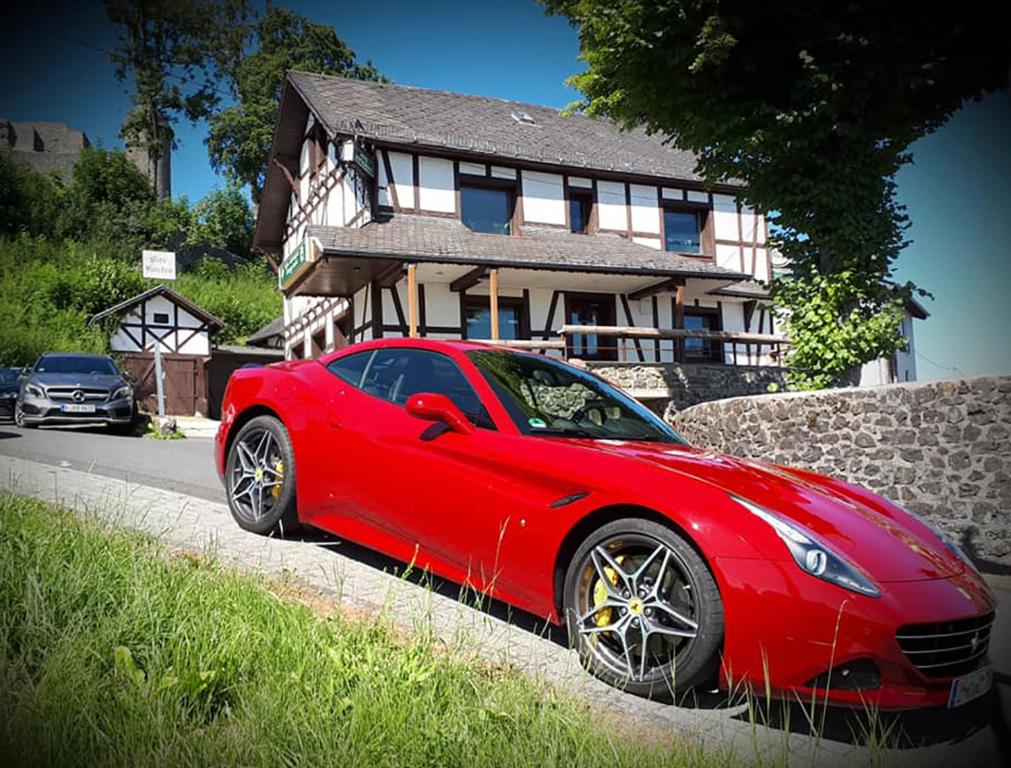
{"left": 326, "top": 399, "right": 342, "bottom": 429}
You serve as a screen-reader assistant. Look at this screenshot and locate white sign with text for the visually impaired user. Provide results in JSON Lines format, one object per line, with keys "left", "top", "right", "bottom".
{"left": 142, "top": 250, "right": 176, "bottom": 280}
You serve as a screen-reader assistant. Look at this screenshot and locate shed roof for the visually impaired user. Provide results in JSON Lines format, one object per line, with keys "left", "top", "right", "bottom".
{"left": 88, "top": 285, "right": 224, "bottom": 329}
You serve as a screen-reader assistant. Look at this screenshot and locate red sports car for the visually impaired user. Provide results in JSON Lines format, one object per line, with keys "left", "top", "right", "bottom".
{"left": 214, "top": 338, "right": 996, "bottom": 709}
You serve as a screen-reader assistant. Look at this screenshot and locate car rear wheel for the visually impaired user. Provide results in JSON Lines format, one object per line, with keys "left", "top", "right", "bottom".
{"left": 225, "top": 415, "right": 299, "bottom": 536}
{"left": 563, "top": 517, "right": 723, "bottom": 700}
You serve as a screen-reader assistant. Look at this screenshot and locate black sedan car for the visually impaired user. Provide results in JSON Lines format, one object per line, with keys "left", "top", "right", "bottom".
{"left": 15, "top": 353, "right": 135, "bottom": 432}
{"left": 0, "top": 367, "right": 19, "bottom": 422}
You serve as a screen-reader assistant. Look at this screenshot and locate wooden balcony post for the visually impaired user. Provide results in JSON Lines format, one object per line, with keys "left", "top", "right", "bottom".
{"left": 407, "top": 263, "right": 418, "bottom": 338}
{"left": 489, "top": 268, "right": 500, "bottom": 340}
{"left": 674, "top": 284, "right": 685, "bottom": 363}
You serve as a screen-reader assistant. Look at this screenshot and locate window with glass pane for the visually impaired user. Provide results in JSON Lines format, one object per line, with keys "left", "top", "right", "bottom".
{"left": 569, "top": 193, "right": 592, "bottom": 233}
{"left": 683, "top": 311, "right": 722, "bottom": 361}
{"left": 461, "top": 185, "right": 512, "bottom": 235}
{"left": 664, "top": 209, "right": 701, "bottom": 253}
{"left": 464, "top": 297, "right": 522, "bottom": 340}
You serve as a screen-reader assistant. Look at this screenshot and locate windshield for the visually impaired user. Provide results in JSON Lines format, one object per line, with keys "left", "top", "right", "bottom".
{"left": 35, "top": 356, "right": 118, "bottom": 376}
{"left": 0, "top": 368, "right": 19, "bottom": 384}
{"left": 467, "top": 350, "right": 686, "bottom": 444}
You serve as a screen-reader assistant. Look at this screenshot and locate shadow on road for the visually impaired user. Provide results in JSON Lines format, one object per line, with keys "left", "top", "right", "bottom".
{"left": 0, "top": 430, "right": 21, "bottom": 440}
{"left": 277, "top": 525, "right": 1010, "bottom": 753}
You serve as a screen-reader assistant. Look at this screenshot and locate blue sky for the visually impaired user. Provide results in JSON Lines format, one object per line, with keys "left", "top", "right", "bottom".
{"left": 4, "top": 1, "right": 1009, "bottom": 380}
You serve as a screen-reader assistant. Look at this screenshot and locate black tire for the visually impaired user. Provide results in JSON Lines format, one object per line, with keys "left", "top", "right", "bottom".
{"left": 563, "top": 517, "right": 723, "bottom": 701}
{"left": 224, "top": 415, "right": 299, "bottom": 536}
{"left": 14, "top": 401, "right": 34, "bottom": 429}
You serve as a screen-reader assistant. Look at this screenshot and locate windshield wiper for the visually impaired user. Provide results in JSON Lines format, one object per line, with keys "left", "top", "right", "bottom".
{"left": 528, "top": 427, "right": 598, "bottom": 439}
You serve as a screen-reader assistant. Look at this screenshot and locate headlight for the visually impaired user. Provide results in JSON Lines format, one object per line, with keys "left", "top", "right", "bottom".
{"left": 25, "top": 383, "right": 44, "bottom": 398}
{"left": 899, "top": 505, "right": 976, "bottom": 571}
{"left": 112, "top": 385, "right": 132, "bottom": 401}
{"left": 731, "top": 495, "right": 880, "bottom": 598}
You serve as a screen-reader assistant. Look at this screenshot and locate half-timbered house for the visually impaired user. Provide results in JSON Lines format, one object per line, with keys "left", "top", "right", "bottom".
{"left": 253, "top": 72, "right": 921, "bottom": 403}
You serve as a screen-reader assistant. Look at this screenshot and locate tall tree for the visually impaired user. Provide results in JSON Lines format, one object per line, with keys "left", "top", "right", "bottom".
{"left": 207, "top": 6, "right": 382, "bottom": 204}
{"left": 544, "top": 1, "right": 1007, "bottom": 388}
{"left": 105, "top": 0, "right": 228, "bottom": 198}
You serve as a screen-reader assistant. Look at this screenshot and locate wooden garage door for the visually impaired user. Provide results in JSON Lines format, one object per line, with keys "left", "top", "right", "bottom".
{"left": 119, "top": 352, "right": 208, "bottom": 416}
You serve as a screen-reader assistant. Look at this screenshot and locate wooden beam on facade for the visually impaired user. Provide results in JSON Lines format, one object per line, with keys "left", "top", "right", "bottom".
{"left": 674, "top": 284, "right": 685, "bottom": 363}
{"left": 627, "top": 277, "right": 685, "bottom": 302}
{"left": 489, "top": 268, "right": 500, "bottom": 340}
{"left": 407, "top": 264, "right": 418, "bottom": 338}
{"left": 449, "top": 266, "right": 488, "bottom": 293}
{"left": 272, "top": 157, "right": 300, "bottom": 199}
{"left": 375, "top": 261, "right": 404, "bottom": 288}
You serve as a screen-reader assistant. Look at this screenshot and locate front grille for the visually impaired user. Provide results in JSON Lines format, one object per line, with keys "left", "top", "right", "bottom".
{"left": 896, "top": 612, "right": 994, "bottom": 678}
{"left": 45, "top": 387, "right": 110, "bottom": 403}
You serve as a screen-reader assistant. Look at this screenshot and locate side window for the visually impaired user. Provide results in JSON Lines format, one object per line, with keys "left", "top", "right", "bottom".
{"left": 360, "top": 349, "right": 493, "bottom": 428}
{"left": 327, "top": 350, "right": 373, "bottom": 387}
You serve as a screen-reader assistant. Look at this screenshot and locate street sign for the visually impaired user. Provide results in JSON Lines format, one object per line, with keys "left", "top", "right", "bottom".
{"left": 142, "top": 250, "right": 176, "bottom": 280}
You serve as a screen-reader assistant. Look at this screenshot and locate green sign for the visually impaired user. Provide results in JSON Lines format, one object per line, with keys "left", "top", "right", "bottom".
{"left": 279, "top": 241, "right": 310, "bottom": 289}
{"left": 355, "top": 145, "right": 376, "bottom": 178}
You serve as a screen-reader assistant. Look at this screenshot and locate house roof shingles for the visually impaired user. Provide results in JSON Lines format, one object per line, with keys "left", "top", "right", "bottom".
{"left": 287, "top": 72, "right": 706, "bottom": 182}
{"left": 306, "top": 215, "right": 748, "bottom": 281}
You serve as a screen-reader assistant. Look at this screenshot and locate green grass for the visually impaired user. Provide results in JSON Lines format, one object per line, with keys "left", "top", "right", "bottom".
{"left": 0, "top": 494, "right": 734, "bottom": 768}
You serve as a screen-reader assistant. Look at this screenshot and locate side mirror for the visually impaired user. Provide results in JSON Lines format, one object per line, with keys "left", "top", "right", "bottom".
{"left": 406, "top": 393, "right": 474, "bottom": 435}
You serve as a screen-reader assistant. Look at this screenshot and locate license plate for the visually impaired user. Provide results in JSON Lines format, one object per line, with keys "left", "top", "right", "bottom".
{"left": 948, "top": 665, "right": 993, "bottom": 709}
{"left": 61, "top": 404, "right": 96, "bottom": 413}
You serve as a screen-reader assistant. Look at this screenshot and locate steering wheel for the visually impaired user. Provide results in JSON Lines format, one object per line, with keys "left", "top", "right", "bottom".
{"left": 569, "top": 398, "right": 612, "bottom": 426}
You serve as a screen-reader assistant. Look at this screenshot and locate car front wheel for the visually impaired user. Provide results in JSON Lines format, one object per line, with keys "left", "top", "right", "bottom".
{"left": 563, "top": 517, "right": 724, "bottom": 700}
{"left": 14, "top": 401, "right": 33, "bottom": 429}
{"left": 225, "top": 415, "right": 299, "bottom": 536}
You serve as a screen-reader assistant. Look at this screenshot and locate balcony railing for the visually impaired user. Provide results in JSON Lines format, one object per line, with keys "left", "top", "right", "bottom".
{"left": 475, "top": 324, "right": 789, "bottom": 366}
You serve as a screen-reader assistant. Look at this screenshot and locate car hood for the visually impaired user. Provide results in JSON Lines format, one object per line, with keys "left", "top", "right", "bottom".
{"left": 30, "top": 372, "right": 124, "bottom": 390}
{"left": 578, "top": 439, "right": 963, "bottom": 583}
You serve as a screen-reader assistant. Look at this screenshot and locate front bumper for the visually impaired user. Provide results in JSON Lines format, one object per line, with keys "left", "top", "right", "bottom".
{"left": 0, "top": 395, "right": 15, "bottom": 421}
{"left": 19, "top": 393, "right": 134, "bottom": 426}
{"left": 715, "top": 557, "right": 997, "bottom": 710}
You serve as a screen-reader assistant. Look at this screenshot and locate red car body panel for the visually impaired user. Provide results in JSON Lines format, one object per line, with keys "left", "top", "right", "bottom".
{"left": 215, "top": 338, "right": 997, "bottom": 709}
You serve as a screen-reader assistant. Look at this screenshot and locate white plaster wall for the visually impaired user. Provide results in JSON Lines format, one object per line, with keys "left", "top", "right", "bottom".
{"left": 629, "top": 184, "right": 660, "bottom": 234}
{"left": 716, "top": 243, "right": 742, "bottom": 272}
{"left": 418, "top": 156, "right": 455, "bottom": 213}
{"left": 389, "top": 151, "right": 415, "bottom": 209}
{"left": 458, "top": 161, "right": 485, "bottom": 176}
{"left": 521, "top": 170, "right": 565, "bottom": 226}
{"left": 712, "top": 194, "right": 739, "bottom": 241}
{"left": 632, "top": 236, "right": 661, "bottom": 250}
{"left": 597, "top": 180, "right": 627, "bottom": 231}
{"left": 421, "top": 282, "right": 460, "bottom": 328}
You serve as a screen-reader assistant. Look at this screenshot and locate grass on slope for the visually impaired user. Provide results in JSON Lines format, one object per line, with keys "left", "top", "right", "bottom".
{"left": 0, "top": 494, "right": 734, "bottom": 768}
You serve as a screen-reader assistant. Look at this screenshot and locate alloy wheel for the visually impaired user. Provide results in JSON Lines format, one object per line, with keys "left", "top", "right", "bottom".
{"left": 229, "top": 427, "right": 286, "bottom": 523}
{"left": 573, "top": 533, "right": 700, "bottom": 683}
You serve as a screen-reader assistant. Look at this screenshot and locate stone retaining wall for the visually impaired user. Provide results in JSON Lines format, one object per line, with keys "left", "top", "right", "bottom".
{"left": 668, "top": 376, "right": 1011, "bottom": 570}
{"left": 587, "top": 362, "right": 786, "bottom": 412}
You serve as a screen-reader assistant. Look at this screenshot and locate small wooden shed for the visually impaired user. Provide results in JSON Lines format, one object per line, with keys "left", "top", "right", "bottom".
{"left": 89, "top": 285, "right": 224, "bottom": 416}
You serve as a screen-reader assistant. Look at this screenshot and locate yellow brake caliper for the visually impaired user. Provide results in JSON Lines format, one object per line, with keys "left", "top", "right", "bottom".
{"left": 271, "top": 459, "right": 284, "bottom": 499}
{"left": 591, "top": 555, "right": 624, "bottom": 627}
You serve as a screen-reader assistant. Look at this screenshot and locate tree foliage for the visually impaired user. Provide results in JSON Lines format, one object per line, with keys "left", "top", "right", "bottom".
{"left": 544, "top": 0, "right": 1007, "bottom": 387}
{"left": 104, "top": 0, "right": 229, "bottom": 197}
{"left": 188, "top": 184, "right": 254, "bottom": 258}
{"left": 207, "top": 6, "right": 382, "bottom": 202}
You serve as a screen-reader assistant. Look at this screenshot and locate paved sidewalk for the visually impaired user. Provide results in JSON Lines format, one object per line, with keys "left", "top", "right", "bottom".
{"left": 2, "top": 454, "right": 1006, "bottom": 768}
{"left": 172, "top": 415, "right": 220, "bottom": 439}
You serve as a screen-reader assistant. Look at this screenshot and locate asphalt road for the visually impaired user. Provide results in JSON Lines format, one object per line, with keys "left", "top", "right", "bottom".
{"left": 0, "top": 422, "right": 221, "bottom": 501}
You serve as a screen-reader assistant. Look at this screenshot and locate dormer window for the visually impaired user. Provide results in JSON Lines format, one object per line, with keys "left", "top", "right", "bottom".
{"left": 569, "top": 190, "right": 593, "bottom": 234}
{"left": 663, "top": 209, "right": 703, "bottom": 254}
{"left": 461, "top": 182, "right": 514, "bottom": 235}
